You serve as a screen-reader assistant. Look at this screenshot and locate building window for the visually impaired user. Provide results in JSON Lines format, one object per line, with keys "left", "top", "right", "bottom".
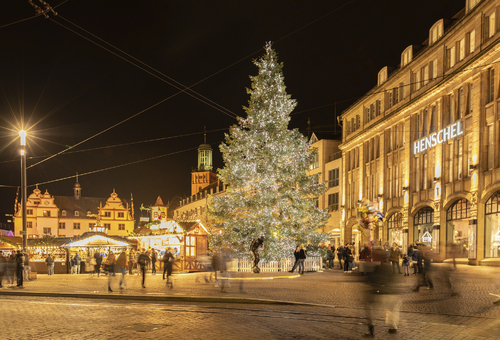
{"left": 118, "top": 212, "right": 124, "bottom": 218}
{"left": 488, "top": 68, "right": 495, "bottom": 103}
{"left": 376, "top": 100, "right": 381, "bottom": 116}
{"left": 104, "top": 212, "right": 111, "bottom": 218}
{"left": 394, "top": 87, "right": 399, "bottom": 105}
{"left": 489, "top": 11, "right": 496, "bottom": 38}
{"left": 423, "top": 65, "right": 429, "bottom": 85}
{"left": 447, "top": 199, "right": 471, "bottom": 258}
{"left": 466, "top": 84, "right": 472, "bottom": 115}
{"left": 73, "top": 223, "right": 80, "bottom": 230}
{"left": 89, "top": 223, "right": 94, "bottom": 229}
{"left": 388, "top": 167, "right": 393, "bottom": 199}
{"left": 459, "top": 38, "right": 465, "bottom": 61}
{"left": 449, "top": 46, "right": 456, "bottom": 68}
{"left": 468, "top": 30, "right": 475, "bottom": 54}
{"left": 486, "top": 191, "right": 500, "bottom": 257}
{"left": 309, "top": 152, "right": 319, "bottom": 170}
{"left": 378, "top": 68, "right": 387, "bottom": 86}
{"left": 328, "top": 193, "right": 339, "bottom": 212}
{"left": 415, "top": 157, "right": 420, "bottom": 192}
{"left": 27, "top": 209, "right": 33, "bottom": 215}
{"left": 488, "top": 125, "right": 495, "bottom": 170}
{"left": 430, "top": 20, "right": 443, "bottom": 45}
{"left": 457, "top": 139, "right": 463, "bottom": 179}
{"left": 423, "top": 154, "right": 428, "bottom": 190}
{"left": 458, "top": 87, "right": 463, "bottom": 119}
{"left": 414, "top": 207, "right": 434, "bottom": 245}
{"left": 450, "top": 93, "right": 455, "bottom": 124}
{"left": 62, "top": 210, "right": 66, "bottom": 217}
{"left": 370, "top": 103, "right": 375, "bottom": 120}
{"left": 59, "top": 222, "right": 65, "bottom": 229}
{"left": 432, "top": 59, "right": 438, "bottom": 79}
{"left": 415, "top": 71, "right": 421, "bottom": 91}
{"left": 104, "top": 223, "right": 111, "bottom": 230}
{"left": 328, "top": 168, "right": 339, "bottom": 188}
{"left": 43, "top": 210, "right": 51, "bottom": 217}
{"left": 118, "top": 224, "right": 125, "bottom": 230}
{"left": 388, "top": 91, "right": 392, "bottom": 109}
{"left": 75, "top": 211, "right": 79, "bottom": 217}
{"left": 387, "top": 212, "right": 403, "bottom": 247}
{"left": 27, "top": 221, "right": 32, "bottom": 228}
{"left": 43, "top": 228, "right": 51, "bottom": 235}
{"left": 422, "top": 109, "right": 428, "bottom": 136}
{"left": 395, "top": 165, "right": 399, "bottom": 197}
{"left": 469, "top": 0, "right": 480, "bottom": 11}
{"left": 448, "top": 142, "right": 454, "bottom": 183}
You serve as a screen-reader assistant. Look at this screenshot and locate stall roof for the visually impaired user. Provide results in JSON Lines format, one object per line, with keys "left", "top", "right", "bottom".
{"left": 62, "top": 233, "right": 133, "bottom": 248}
{"left": 133, "top": 220, "right": 209, "bottom": 237}
{"left": 0, "top": 236, "right": 21, "bottom": 248}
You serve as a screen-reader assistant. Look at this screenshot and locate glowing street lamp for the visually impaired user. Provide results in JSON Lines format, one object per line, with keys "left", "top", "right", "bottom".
{"left": 20, "top": 130, "right": 27, "bottom": 252}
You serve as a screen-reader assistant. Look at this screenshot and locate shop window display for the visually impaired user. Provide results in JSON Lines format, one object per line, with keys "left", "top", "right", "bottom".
{"left": 485, "top": 191, "right": 500, "bottom": 258}
{"left": 413, "top": 207, "right": 435, "bottom": 249}
{"left": 387, "top": 212, "right": 404, "bottom": 247}
{"left": 446, "top": 198, "right": 471, "bottom": 258}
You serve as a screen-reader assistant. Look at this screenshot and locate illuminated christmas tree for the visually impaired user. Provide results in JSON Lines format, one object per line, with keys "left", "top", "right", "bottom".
{"left": 208, "top": 43, "right": 328, "bottom": 260}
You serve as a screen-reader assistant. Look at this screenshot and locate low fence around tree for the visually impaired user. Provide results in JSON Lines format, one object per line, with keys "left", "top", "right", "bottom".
{"left": 231, "top": 257, "right": 323, "bottom": 272}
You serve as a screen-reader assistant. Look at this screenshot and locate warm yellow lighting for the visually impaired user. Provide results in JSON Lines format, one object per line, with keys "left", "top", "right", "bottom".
{"left": 404, "top": 192, "right": 409, "bottom": 205}
{"left": 434, "top": 183, "right": 441, "bottom": 197}
{"left": 20, "top": 130, "right": 26, "bottom": 146}
{"left": 435, "top": 164, "right": 441, "bottom": 178}
{"left": 20, "top": 150, "right": 25, "bottom": 155}
{"left": 379, "top": 199, "right": 383, "bottom": 211}
{"left": 472, "top": 172, "right": 478, "bottom": 190}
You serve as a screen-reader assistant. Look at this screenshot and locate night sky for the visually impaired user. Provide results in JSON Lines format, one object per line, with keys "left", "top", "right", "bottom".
{"left": 0, "top": 0, "right": 464, "bottom": 224}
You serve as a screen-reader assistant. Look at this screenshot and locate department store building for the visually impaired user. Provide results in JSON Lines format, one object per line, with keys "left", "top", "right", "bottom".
{"left": 340, "top": 0, "right": 500, "bottom": 265}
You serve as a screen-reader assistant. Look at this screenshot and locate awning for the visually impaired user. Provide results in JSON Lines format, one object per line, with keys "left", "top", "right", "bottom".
{"left": 62, "top": 235, "right": 131, "bottom": 248}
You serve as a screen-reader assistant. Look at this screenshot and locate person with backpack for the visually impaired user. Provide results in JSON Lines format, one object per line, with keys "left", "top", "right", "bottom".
{"left": 162, "top": 248, "right": 174, "bottom": 288}
{"left": 138, "top": 250, "right": 150, "bottom": 288}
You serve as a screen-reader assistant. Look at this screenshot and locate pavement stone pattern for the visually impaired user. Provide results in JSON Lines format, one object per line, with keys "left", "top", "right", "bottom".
{"left": 2, "top": 264, "right": 500, "bottom": 339}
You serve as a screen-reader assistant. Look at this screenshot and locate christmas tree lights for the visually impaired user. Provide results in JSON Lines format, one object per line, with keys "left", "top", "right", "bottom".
{"left": 208, "top": 43, "right": 328, "bottom": 261}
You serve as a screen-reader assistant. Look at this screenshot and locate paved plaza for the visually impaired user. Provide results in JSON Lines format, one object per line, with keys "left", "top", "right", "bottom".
{"left": 3, "top": 264, "right": 500, "bottom": 339}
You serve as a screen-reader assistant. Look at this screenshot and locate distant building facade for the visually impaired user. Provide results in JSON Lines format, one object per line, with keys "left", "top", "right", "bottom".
{"left": 13, "top": 180, "right": 135, "bottom": 238}
{"left": 340, "top": 0, "right": 500, "bottom": 264}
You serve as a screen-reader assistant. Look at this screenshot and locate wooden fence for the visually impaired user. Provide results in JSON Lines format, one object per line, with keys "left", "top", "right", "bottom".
{"left": 233, "top": 256, "right": 322, "bottom": 272}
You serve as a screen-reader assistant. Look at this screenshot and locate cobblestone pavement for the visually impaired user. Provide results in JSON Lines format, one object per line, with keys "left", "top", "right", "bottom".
{"left": 3, "top": 264, "right": 500, "bottom": 339}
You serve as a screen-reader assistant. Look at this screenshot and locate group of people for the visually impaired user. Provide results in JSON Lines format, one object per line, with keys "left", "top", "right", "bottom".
{"left": 325, "top": 244, "right": 356, "bottom": 273}
{"left": 290, "top": 244, "right": 307, "bottom": 274}
{"left": 0, "top": 250, "right": 29, "bottom": 288}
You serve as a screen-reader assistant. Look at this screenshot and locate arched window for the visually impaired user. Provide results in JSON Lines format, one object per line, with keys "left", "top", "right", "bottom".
{"left": 387, "top": 212, "right": 403, "bottom": 247}
{"left": 485, "top": 191, "right": 500, "bottom": 258}
{"left": 413, "top": 206, "right": 434, "bottom": 244}
{"left": 75, "top": 211, "right": 79, "bottom": 217}
{"left": 446, "top": 199, "right": 471, "bottom": 258}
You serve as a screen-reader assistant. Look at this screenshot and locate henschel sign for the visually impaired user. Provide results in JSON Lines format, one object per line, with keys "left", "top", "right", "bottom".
{"left": 414, "top": 121, "right": 463, "bottom": 154}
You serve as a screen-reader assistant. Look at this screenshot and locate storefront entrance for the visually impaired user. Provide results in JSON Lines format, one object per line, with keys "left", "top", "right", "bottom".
{"left": 387, "top": 212, "right": 406, "bottom": 250}
{"left": 413, "top": 207, "right": 437, "bottom": 251}
{"left": 446, "top": 198, "right": 471, "bottom": 258}
{"left": 485, "top": 191, "right": 500, "bottom": 258}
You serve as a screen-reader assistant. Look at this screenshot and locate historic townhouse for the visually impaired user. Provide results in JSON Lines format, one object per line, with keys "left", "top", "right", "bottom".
{"left": 340, "top": 0, "right": 500, "bottom": 265}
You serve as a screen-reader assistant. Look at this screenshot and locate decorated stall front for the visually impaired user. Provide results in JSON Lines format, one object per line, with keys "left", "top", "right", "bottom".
{"left": 130, "top": 220, "right": 209, "bottom": 271}
{"left": 62, "top": 232, "right": 136, "bottom": 273}
{"left": 27, "top": 237, "right": 70, "bottom": 274}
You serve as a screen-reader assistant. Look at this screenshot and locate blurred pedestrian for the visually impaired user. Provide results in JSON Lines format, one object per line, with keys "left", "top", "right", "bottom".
{"left": 289, "top": 246, "right": 301, "bottom": 273}
{"left": 390, "top": 243, "right": 402, "bottom": 274}
{"left": 128, "top": 249, "right": 136, "bottom": 275}
{"left": 74, "top": 253, "right": 81, "bottom": 274}
{"left": 70, "top": 256, "right": 75, "bottom": 274}
{"left": 115, "top": 250, "right": 127, "bottom": 290}
{"left": 107, "top": 251, "right": 116, "bottom": 292}
{"left": 402, "top": 254, "right": 410, "bottom": 276}
{"left": 94, "top": 251, "right": 102, "bottom": 277}
{"left": 15, "top": 250, "right": 24, "bottom": 287}
{"left": 337, "top": 245, "right": 344, "bottom": 269}
{"left": 151, "top": 249, "right": 157, "bottom": 275}
{"left": 162, "top": 248, "right": 174, "bottom": 288}
{"left": 0, "top": 251, "right": 5, "bottom": 287}
{"left": 138, "top": 250, "right": 150, "bottom": 288}
{"left": 86, "top": 254, "right": 95, "bottom": 277}
{"left": 24, "top": 252, "right": 32, "bottom": 281}
{"left": 364, "top": 257, "right": 400, "bottom": 337}
{"left": 326, "top": 246, "right": 333, "bottom": 269}
{"left": 359, "top": 244, "right": 370, "bottom": 275}
{"left": 413, "top": 245, "right": 433, "bottom": 292}
{"left": 343, "top": 244, "right": 352, "bottom": 273}
{"left": 298, "top": 244, "right": 307, "bottom": 275}
{"left": 409, "top": 245, "right": 418, "bottom": 275}
{"left": 45, "top": 254, "right": 54, "bottom": 275}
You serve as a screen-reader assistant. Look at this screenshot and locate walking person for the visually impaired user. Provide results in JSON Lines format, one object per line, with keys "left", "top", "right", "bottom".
{"left": 70, "top": 256, "right": 75, "bottom": 274}
{"left": 107, "top": 251, "right": 116, "bottom": 292}
{"left": 289, "top": 246, "right": 301, "bottom": 273}
{"left": 402, "top": 254, "right": 410, "bottom": 276}
{"left": 86, "top": 254, "right": 95, "bottom": 277}
{"left": 138, "top": 250, "right": 150, "bottom": 288}
{"left": 162, "top": 248, "right": 174, "bottom": 288}
{"left": 94, "top": 251, "right": 102, "bottom": 277}
{"left": 45, "top": 254, "right": 54, "bottom": 275}
{"left": 115, "top": 250, "right": 127, "bottom": 290}
{"left": 390, "top": 243, "right": 402, "bottom": 274}
{"left": 23, "top": 252, "right": 32, "bottom": 282}
{"left": 337, "top": 245, "right": 344, "bottom": 269}
{"left": 151, "top": 249, "right": 157, "bottom": 275}
{"left": 343, "top": 244, "right": 352, "bottom": 273}
{"left": 326, "top": 246, "right": 334, "bottom": 270}
{"left": 409, "top": 245, "right": 419, "bottom": 275}
{"left": 74, "top": 253, "right": 81, "bottom": 275}
{"left": 0, "top": 251, "right": 5, "bottom": 287}
{"left": 15, "top": 250, "right": 24, "bottom": 287}
{"left": 128, "top": 249, "right": 136, "bottom": 275}
{"left": 297, "top": 244, "right": 306, "bottom": 275}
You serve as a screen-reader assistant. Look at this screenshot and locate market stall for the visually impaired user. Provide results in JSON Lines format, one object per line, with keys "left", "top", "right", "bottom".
{"left": 27, "top": 237, "right": 70, "bottom": 274}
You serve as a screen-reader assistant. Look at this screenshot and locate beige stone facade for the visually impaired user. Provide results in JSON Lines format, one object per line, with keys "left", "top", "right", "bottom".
{"left": 340, "top": 0, "right": 500, "bottom": 264}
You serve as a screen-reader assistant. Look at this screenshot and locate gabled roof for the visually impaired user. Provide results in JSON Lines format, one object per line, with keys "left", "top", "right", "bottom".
{"left": 154, "top": 196, "right": 165, "bottom": 207}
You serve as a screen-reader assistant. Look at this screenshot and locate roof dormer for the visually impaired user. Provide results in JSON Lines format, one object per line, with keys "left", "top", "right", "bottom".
{"left": 378, "top": 67, "right": 388, "bottom": 86}
{"left": 401, "top": 46, "right": 413, "bottom": 67}
{"left": 429, "top": 19, "right": 444, "bottom": 45}
{"left": 467, "top": 0, "right": 481, "bottom": 13}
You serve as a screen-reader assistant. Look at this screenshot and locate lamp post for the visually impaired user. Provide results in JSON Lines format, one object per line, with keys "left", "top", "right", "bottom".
{"left": 20, "top": 130, "right": 27, "bottom": 252}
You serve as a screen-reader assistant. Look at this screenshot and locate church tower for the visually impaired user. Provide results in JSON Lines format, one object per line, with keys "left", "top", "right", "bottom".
{"left": 74, "top": 173, "right": 81, "bottom": 200}
{"left": 191, "top": 128, "right": 218, "bottom": 195}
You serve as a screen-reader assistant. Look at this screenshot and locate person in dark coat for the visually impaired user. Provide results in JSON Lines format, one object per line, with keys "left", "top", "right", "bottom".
{"left": 343, "top": 244, "right": 352, "bottom": 273}
{"left": 326, "top": 246, "right": 334, "bottom": 269}
{"left": 337, "top": 245, "right": 344, "bottom": 269}
{"left": 289, "top": 246, "right": 301, "bottom": 273}
{"left": 151, "top": 249, "right": 157, "bottom": 275}
{"left": 0, "top": 251, "right": 5, "bottom": 287}
{"left": 45, "top": 254, "right": 54, "bottom": 275}
{"left": 162, "top": 248, "right": 174, "bottom": 287}
{"left": 297, "top": 244, "right": 307, "bottom": 274}
{"left": 93, "top": 251, "right": 102, "bottom": 277}
{"left": 138, "top": 250, "right": 150, "bottom": 288}
{"left": 15, "top": 250, "right": 24, "bottom": 287}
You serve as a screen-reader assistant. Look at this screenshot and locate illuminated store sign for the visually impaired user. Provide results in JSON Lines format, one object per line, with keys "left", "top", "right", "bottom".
{"left": 414, "top": 121, "right": 463, "bottom": 154}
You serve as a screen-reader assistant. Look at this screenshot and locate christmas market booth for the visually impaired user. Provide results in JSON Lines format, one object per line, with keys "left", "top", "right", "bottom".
{"left": 0, "top": 235, "right": 21, "bottom": 254}
{"left": 62, "top": 232, "right": 136, "bottom": 274}
{"left": 130, "top": 220, "right": 209, "bottom": 271}
{"left": 27, "top": 236, "right": 71, "bottom": 274}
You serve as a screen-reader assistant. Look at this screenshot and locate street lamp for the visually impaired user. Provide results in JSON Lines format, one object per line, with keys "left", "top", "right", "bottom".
{"left": 20, "top": 130, "right": 27, "bottom": 252}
